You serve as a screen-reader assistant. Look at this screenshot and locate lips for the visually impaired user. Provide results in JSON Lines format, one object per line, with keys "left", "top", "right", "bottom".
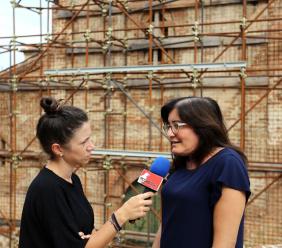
{"left": 171, "top": 141, "right": 181, "bottom": 145}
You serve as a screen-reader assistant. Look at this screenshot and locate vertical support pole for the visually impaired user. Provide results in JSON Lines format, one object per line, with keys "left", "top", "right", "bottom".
{"left": 107, "top": 1, "right": 113, "bottom": 149}
{"left": 39, "top": 0, "right": 43, "bottom": 77}
{"left": 71, "top": 2, "right": 75, "bottom": 68}
{"left": 123, "top": 94, "right": 127, "bottom": 150}
{"left": 104, "top": 168, "right": 109, "bottom": 223}
{"left": 240, "top": 0, "right": 247, "bottom": 151}
{"left": 193, "top": 0, "right": 199, "bottom": 96}
{"left": 148, "top": 0, "right": 153, "bottom": 150}
{"left": 200, "top": 0, "right": 204, "bottom": 97}
{"left": 159, "top": 3, "right": 166, "bottom": 152}
{"left": 39, "top": 0, "right": 44, "bottom": 122}
{"left": 9, "top": 2, "right": 17, "bottom": 247}
{"left": 123, "top": 6, "right": 128, "bottom": 150}
{"left": 84, "top": 3, "right": 90, "bottom": 111}
{"left": 103, "top": 4, "right": 107, "bottom": 148}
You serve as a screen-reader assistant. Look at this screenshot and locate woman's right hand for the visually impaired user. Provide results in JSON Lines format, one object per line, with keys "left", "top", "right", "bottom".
{"left": 114, "top": 192, "right": 154, "bottom": 226}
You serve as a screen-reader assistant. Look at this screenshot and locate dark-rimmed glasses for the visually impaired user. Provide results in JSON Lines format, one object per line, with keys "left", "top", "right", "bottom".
{"left": 162, "top": 121, "right": 188, "bottom": 135}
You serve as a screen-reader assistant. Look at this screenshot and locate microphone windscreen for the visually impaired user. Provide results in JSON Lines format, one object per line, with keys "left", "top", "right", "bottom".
{"left": 149, "top": 157, "right": 170, "bottom": 177}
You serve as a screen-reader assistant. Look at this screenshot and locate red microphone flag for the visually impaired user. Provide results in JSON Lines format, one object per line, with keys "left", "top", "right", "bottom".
{"left": 137, "top": 169, "right": 164, "bottom": 192}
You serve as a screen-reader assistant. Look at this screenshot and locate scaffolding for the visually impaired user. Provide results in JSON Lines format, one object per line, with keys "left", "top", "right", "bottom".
{"left": 0, "top": 0, "right": 282, "bottom": 247}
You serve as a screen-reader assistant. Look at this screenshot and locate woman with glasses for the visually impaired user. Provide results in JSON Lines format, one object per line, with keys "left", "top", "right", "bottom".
{"left": 19, "top": 97, "right": 153, "bottom": 248}
{"left": 152, "top": 97, "right": 251, "bottom": 248}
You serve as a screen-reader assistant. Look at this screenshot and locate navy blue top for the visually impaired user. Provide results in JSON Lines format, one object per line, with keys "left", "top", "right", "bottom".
{"left": 161, "top": 148, "right": 251, "bottom": 248}
{"left": 19, "top": 167, "right": 94, "bottom": 248}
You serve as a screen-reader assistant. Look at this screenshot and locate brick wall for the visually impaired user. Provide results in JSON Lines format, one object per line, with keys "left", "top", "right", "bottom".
{"left": 0, "top": 0, "right": 281, "bottom": 246}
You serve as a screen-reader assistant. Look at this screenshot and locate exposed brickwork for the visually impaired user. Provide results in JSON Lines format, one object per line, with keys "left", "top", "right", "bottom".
{"left": 0, "top": 0, "right": 281, "bottom": 246}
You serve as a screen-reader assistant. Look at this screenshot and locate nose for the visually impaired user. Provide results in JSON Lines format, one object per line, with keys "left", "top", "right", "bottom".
{"left": 86, "top": 139, "right": 95, "bottom": 151}
{"left": 167, "top": 127, "right": 175, "bottom": 139}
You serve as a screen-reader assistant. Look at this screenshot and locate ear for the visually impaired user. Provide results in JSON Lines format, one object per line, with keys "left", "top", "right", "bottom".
{"left": 51, "top": 143, "right": 64, "bottom": 157}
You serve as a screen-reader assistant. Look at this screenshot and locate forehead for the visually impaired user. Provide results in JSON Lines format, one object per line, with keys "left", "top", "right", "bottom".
{"left": 71, "top": 122, "right": 92, "bottom": 140}
{"left": 168, "top": 108, "right": 181, "bottom": 122}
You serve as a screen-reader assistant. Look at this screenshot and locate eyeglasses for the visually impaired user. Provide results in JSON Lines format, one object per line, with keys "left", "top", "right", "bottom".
{"left": 162, "top": 121, "right": 188, "bottom": 134}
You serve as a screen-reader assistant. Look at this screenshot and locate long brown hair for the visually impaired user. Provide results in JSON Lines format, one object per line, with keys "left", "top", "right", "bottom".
{"left": 161, "top": 96, "right": 247, "bottom": 170}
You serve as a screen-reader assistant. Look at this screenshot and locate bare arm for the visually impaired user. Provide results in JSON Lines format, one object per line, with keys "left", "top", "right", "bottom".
{"left": 152, "top": 224, "right": 161, "bottom": 248}
{"left": 212, "top": 187, "right": 246, "bottom": 248}
{"left": 85, "top": 192, "right": 153, "bottom": 248}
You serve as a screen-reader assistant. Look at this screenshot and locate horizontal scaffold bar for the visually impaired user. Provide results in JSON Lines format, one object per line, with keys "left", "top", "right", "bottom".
{"left": 91, "top": 149, "right": 171, "bottom": 159}
{"left": 44, "top": 62, "right": 247, "bottom": 75}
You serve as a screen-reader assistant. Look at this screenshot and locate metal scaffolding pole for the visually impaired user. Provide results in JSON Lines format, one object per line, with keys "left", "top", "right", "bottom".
{"left": 44, "top": 61, "right": 247, "bottom": 75}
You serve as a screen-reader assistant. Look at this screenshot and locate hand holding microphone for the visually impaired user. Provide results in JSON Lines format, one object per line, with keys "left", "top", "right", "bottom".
{"left": 129, "top": 156, "right": 170, "bottom": 223}
{"left": 113, "top": 191, "right": 154, "bottom": 230}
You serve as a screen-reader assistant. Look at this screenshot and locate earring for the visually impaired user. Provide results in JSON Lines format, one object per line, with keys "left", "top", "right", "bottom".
{"left": 60, "top": 153, "right": 63, "bottom": 157}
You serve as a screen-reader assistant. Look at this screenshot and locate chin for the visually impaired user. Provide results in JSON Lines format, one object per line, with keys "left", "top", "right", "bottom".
{"left": 172, "top": 149, "right": 190, "bottom": 157}
{"left": 76, "top": 160, "right": 89, "bottom": 167}
{"left": 84, "top": 158, "right": 91, "bottom": 164}
{"left": 171, "top": 149, "right": 182, "bottom": 156}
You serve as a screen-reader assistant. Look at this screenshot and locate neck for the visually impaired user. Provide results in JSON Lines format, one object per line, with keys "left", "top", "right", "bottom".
{"left": 46, "top": 159, "right": 74, "bottom": 183}
{"left": 186, "top": 147, "right": 224, "bottom": 169}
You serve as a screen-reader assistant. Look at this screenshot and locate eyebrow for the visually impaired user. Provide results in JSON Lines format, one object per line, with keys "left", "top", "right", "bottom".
{"left": 167, "top": 120, "right": 182, "bottom": 123}
{"left": 80, "top": 136, "right": 90, "bottom": 144}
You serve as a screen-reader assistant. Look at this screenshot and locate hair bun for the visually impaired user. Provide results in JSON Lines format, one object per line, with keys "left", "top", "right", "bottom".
{"left": 40, "top": 97, "right": 60, "bottom": 115}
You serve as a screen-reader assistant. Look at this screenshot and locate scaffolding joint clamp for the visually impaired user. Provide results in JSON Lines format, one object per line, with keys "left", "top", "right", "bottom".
{"left": 147, "top": 24, "right": 154, "bottom": 35}
{"left": 192, "top": 21, "right": 200, "bottom": 43}
{"left": 145, "top": 158, "right": 153, "bottom": 168}
{"left": 240, "top": 17, "right": 247, "bottom": 30}
{"left": 105, "top": 73, "right": 112, "bottom": 81}
{"left": 45, "top": 33, "right": 52, "bottom": 42}
{"left": 83, "top": 29, "right": 91, "bottom": 42}
{"left": 84, "top": 73, "right": 90, "bottom": 79}
{"left": 191, "top": 68, "right": 200, "bottom": 88}
{"left": 106, "top": 108, "right": 113, "bottom": 114}
{"left": 10, "top": 36, "right": 18, "bottom": 51}
{"left": 11, "top": 75, "right": 18, "bottom": 92}
{"left": 39, "top": 79, "right": 47, "bottom": 87}
{"left": 11, "top": 154, "right": 22, "bottom": 169}
{"left": 10, "top": 0, "right": 18, "bottom": 8}
{"left": 101, "top": 4, "right": 109, "bottom": 16}
{"left": 123, "top": 38, "right": 128, "bottom": 49}
{"left": 105, "top": 202, "right": 112, "bottom": 208}
{"left": 106, "top": 27, "right": 113, "bottom": 38}
{"left": 103, "top": 157, "right": 113, "bottom": 170}
{"left": 146, "top": 71, "right": 154, "bottom": 79}
{"left": 239, "top": 67, "right": 247, "bottom": 79}
{"left": 120, "top": 0, "right": 129, "bottom": 10}
{"left": 70, "top": 0, "right": 75, "bottom": 8}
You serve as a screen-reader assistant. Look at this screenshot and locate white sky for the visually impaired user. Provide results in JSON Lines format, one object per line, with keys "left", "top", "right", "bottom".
{"left": 0, "top": 0, "right": 51, "bottom": 70}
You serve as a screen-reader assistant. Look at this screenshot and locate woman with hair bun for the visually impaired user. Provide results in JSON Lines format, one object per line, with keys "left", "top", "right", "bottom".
{"left": 152, "top": 96, "right": 251, "bottom": 248}
{"left": 19, "top": 97, "right": 153, "bottom": 248}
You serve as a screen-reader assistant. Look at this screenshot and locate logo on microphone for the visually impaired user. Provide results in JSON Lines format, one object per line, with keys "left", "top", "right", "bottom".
{"left": 137, "top": 169, "right": 163, "bottom": 192}
{"left": 138, "top": 172, "right": 150, "bottom": 184}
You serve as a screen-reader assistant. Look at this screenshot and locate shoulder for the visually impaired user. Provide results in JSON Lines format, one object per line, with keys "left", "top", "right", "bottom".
{"left": 212, "top": 148, "right": 246, "bottom": 170}
{"left": 27, "top": 167, "right": 62, "bottom": 198}
{"left": 210, "top": 148, "right": 250, "bottom": 185}
{"left": 208, "top": 148, "right": 250, "bottom": 188}
{"left": 209, "top": 148, "right": 251, "bottom": 204}
{"left": 72, "top": 172, "right": 81, "bottom": 183}
{"left": 72, "top": 172, "right": 83, "bottom": 188}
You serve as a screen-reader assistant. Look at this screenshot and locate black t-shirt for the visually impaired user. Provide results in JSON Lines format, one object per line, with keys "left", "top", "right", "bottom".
{"left": 19, "top": 167, "right": 94, "bottom": 248}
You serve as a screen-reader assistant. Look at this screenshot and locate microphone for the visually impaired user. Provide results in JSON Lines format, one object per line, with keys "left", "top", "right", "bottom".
{"left": 129, "top": 157, "right": 170, "bottom": 223}
{"left": 138, "top": 157, "right": 170, "bottom": 193}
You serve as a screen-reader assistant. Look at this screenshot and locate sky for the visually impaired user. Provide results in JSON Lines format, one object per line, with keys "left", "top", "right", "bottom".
{"left": 0, "top": 0, "right": 50, "bottom": 70}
